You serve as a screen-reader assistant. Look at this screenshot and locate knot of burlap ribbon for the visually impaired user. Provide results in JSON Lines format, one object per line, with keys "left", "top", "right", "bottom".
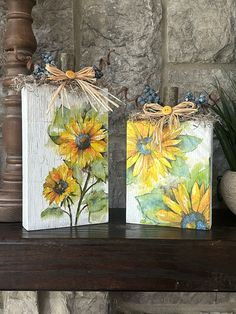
{"left": 137, "top": 101, "right": 198, "bottom": 149}
{"left": 45, "top": 64, "right": 121, "bottom": 113}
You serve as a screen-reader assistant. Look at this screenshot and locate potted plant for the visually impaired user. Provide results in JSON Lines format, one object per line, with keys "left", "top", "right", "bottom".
{"left": 211, "top": 77, "right": 236, "bottom": 214}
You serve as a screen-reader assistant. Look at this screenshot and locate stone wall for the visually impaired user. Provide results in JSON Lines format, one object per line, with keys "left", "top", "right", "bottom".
{"left": 76, "top": 0, "right": 234, "bottom": 208}
{"left": 0, "top": 0, "right": 236, "bottom": 313}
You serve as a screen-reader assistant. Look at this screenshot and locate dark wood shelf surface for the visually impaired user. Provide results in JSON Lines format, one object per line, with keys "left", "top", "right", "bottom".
{"left": 0, "top": 208, "right": 236, "bottom": 291}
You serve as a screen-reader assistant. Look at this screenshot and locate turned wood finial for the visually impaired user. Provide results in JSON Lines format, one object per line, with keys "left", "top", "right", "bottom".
{"left": 0, "top": 0, "right": 37, "bottom": 221}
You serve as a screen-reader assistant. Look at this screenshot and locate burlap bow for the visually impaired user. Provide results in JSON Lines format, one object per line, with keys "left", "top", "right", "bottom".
{"left": 45, "top": 64, "right": 121, "bottom": 113}
{"left": 137, "top": 101, "right": 198, "bottom": 149}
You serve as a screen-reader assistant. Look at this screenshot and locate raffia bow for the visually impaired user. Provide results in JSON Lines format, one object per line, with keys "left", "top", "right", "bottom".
{"left": 45, "top": 64, "right": 121, "bottom": 113}
{"left": 139, "top": 101, "right": 198, "bottom": 149}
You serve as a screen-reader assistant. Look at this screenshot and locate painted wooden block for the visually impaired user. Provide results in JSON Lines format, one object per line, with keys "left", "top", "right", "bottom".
{"left": 126, "top": 120, "right": 213, "bottom": 230}
{"left": 22, "top": 85, "right": 108, "bottom": 230}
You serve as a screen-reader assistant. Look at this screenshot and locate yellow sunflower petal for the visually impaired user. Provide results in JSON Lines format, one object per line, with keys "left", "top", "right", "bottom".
{"left": 158, "top": 157, "right": 172, "bottom": 168}
{"left": 78, "top": 152, "right": 87, "bottom": 169}
{"left": 200, "top": 183, "right": 205, "bottom": 198}
{"left": 203, "top": 206, "right": 211, "bottom": 225}
{"left": 127, "top": 153, "right": 140, "bottom": 169}
{"left": 133, "top": 154, "right": 144, "bottom": 177}
{"left": 157, "top": 161, "right": 167, "bottom": 177}
{"left": 155, "top": 209, "right": 182, "bottom": 224}
{"left": 134, "top": 121, "right": 150, "bottom": 138}
{"left": 70, "top": 120, "right": 81, "bottom": 135}
{"left": 161, "top": 150, "right": 176, "bottom": 161}
{"left": 163, "top": 139, "right": 181, "bottom": 147}
{"left": 198, "top": 188, "right": 210, "bottom": 213}
{"left": 163, "top": 195, "right": 182, "bottom": 215}
{"left": 91, "top": 131, "right": 106, "bottom": 141}
{"left": 87, "top": 121, "right": 103, "bottom": 136}
{"left": 90, "top": 141, "right": 107, "bottom": 153}
{"left": 191, "top": 182, "right": 200, "bottom": 212}
{"left": 162, "top": 127, "right": 182, "bottom": 140}
{"left": 173, "top": 184, "right": 191, "bottom": 214}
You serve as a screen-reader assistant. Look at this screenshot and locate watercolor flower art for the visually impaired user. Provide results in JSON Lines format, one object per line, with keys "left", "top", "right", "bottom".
{"left": 155, "top": 182, "right": 210, "bottom": 230}
{"left": 41, "top": 105, "right": 108, "bottom": 227}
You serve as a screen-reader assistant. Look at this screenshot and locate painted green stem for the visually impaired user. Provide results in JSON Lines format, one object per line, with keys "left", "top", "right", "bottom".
{"left": 67, "top": 202, "right": 73, "bottom": 227}
{"left": 74, "top": 172, "right": 100, "bottom": 225}
{"left": 75, "top": 172, "right": 91, "bottom": 225}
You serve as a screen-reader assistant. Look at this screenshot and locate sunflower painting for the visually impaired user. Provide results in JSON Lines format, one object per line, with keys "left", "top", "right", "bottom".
{"left": 126, "top": 120, "right": 213, "bottom": 230}
{"left": 127, "top": 121, "right": 184, "bottom": 189}
{"left": 155, "top": 182, "right": 211, "bottom": 230}
{"left": 57, "top": 116, "right": 107, "bottom": 168}
{"left": 43, "top": 164, "right": 78, "bottom": 205}
{"left": 22, "top": 85, "right": 108, "bottom": 231}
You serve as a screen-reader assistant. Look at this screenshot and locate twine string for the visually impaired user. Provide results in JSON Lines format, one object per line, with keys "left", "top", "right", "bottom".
{"left": 45, "top": 64, "right": 121, "bottom": 113}
{"left": 135, "top": 101, "right": 198, "bottom": 150}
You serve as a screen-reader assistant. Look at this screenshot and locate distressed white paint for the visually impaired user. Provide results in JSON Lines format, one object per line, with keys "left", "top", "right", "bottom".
{"left": 22, "top": 85, "right": 108, "bottom": 231}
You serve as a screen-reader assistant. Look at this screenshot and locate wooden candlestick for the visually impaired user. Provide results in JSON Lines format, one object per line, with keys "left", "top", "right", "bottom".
{"left": 0, "top": 0, "right": 37, "bottom": 221}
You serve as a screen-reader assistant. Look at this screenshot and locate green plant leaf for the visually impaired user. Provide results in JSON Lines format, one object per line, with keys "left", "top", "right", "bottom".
{"left": 52, "top": 105, "right": 71, "bottom": 129}
{"left": 84, "top": 190, "right": 108, "bottom": 213}
{"left": 47, "top": 132, "right": 63, "bottom": 145}
{"left": 90, "top": 159, "right": 108, "bottom": 182}
{"left": 136, "top": 189, "right": 166, "bottom": 224}
{"left": 170, "top": 157, "right": 190, "bottom": 177}
{"left": 71, "top": 165, "right": 84, "bottom": 184}
{"left": 178, "top": 135, "right": 202, "bottom": 153}
{"left": 210, "top": 75, "right": 236, "bottom": 171}
{"left": 126, "top": 167, "right": 137, "bottom": 185}
{"left": 185, "top": 162, "right": 210, "bottom": 192}
{"left": 41, "top": 206, "right": 64, "bottom": 219}
{"left": 47, "top": 106, "right": 71, "bottom": 145}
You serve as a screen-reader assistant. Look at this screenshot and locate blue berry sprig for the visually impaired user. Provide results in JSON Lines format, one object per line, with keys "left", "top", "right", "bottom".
{"left": 137, "top": 85, "right": 160, "bottom": 106}
{"left": 33, "top": 52, "right": 56, "bottom": 78}
{"left": 93, "top": 65, "right": 103, "bottom": 79}
{"left": 184, "top": 91, "right": 208, "bottom": 106}
{"left": 41, "top": 52, "right": 55, "bottom": 66}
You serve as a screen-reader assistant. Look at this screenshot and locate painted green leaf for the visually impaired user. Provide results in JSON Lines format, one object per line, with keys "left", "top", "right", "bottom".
{"left": 47, "top": 132, "right": 63, "bottom": 145}
{"left": 84, "top": 190, "right": 108, "bottom": 213}
{"left": 41, "top": 206, "right": 64, "bottom": 219}
{"left": 47, "top": 106, "right": 71, "bottom": 145}
{"left": 197, "top": 167, "right": 210, "bottom": 187}
{"left": 136, "top": 189, "right": 166, "bottom": 224}
{"left": 90, "top": 159, "right": 108, "bottom": 182}
{"left": 178, "top": 135, "right": 202, "bottom": 153}
{"left": 71, "top": 165, "right": 84, "bottom": 185}
{"left": 52, "top": 105, "right": 71, "bottom": 129}
{"left": 126, "top": 167, "right": 137, "bottom": 185}
{"left": 170, "top": 156, "right": 190, "bottom": 177}
{"left": 186, "top": 162, "right": 210, "bottom": 192}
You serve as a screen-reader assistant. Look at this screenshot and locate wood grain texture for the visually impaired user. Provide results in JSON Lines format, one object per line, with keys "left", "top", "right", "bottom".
{"left": 0, "top": 0, "right": 37, "bottom": 222}
{"left": 0, "top": 208, "right": 235, "bottom": 291}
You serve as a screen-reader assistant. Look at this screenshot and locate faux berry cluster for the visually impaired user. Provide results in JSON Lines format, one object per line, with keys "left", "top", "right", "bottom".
{"left": 137, "top": 85, "right": 160, "bottom": 106}
{"left": 33, "top": 52, "right": 55, "bottom": 78}
{"left": 93, "top": 65, "right": 103, "bottom": 79}
{"left": 184, "top": 91, "right": 207, "bottom": 106}
{"left": 136, "top": 85, "right": 208, "bottom": 108}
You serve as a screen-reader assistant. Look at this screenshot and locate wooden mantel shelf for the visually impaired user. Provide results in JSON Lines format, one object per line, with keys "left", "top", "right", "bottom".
{"left": 0, "top": 208, "right": 235, "bottom": 291}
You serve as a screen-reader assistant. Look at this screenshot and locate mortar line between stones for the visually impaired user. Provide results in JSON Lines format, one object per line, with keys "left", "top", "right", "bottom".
{"left": 73, "top": 0, "right": 81, "bottom": 70}
{"left": 160, "top": 0, "right": 168, "bottom": 97}
{"left": 167, "top": 62, "right": 236, "bottom": 71}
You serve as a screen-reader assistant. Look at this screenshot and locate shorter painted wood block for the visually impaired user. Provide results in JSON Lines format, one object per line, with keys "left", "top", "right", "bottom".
{"left": 126, "top": 120, "right": 213, "bottom": 230}
{"left": 22, "top": 85, "right": 108, "bottom": 230}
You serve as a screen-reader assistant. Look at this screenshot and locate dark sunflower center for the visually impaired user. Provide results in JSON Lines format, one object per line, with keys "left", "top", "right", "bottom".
{"left": 181, "top": 212, "right": 207, "bottom": 230}
{"left": 75, "top": 134, "right": 91, "bottom": 150}
{"left": 53, "top": 180, "right": 69, "bottom": 195}
{"left": 137, "top": 137, "right": 152, "bottom": 155}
